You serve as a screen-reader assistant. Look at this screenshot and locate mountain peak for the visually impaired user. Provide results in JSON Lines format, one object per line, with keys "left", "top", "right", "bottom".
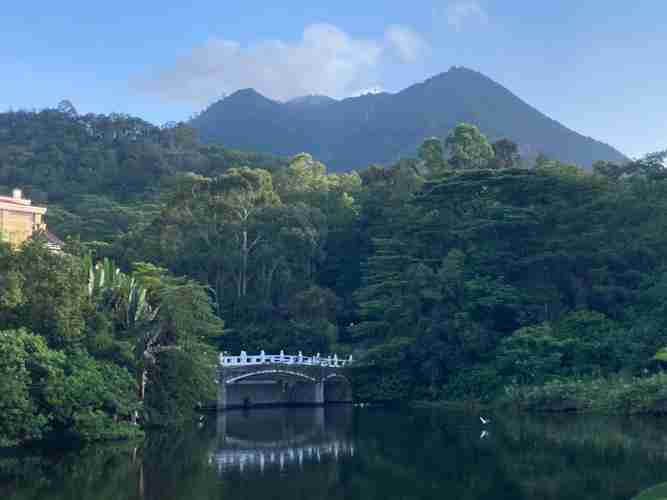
{"left": 286, "top": 95, "right": 337, "bottom": 107}
{"left": 191, "top": 69, "right": 628, "bottom": 171}
{"left": 225, "top": 88, "right": 275, "bottom": 102}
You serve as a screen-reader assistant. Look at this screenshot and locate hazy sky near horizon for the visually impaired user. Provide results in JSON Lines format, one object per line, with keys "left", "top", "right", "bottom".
{"left": 1, "top": 1, "right": 665, "bottom": 158}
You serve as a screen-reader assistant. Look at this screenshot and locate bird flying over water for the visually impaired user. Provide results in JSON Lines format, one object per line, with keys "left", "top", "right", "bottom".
{"left": 480, "top": 416, "right": 490, "bottom": 425}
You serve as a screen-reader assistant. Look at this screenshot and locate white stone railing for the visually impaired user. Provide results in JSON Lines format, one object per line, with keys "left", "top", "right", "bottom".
{"left": 220, "top": 350, "right": 353, "bottom": 368}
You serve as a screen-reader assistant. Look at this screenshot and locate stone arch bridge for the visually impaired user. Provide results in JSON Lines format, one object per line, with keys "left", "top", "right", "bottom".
{"left": 218, "top": 351, "right": 353, "bottom": 409}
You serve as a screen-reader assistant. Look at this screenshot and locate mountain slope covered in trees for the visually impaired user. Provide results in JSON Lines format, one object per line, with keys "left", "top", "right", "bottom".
{"left": 0, "top": 108, "right": 287, "bottom": 243}
{"left": 1, "top": 105, "right": 667, "bottom": 448}
{"left": 191, "top": 67, "right": 627, "bottom": 170}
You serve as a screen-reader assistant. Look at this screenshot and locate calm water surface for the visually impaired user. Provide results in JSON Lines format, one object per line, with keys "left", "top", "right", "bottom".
{"left": 3, "top": 407, "right": 667, "bottom": 499}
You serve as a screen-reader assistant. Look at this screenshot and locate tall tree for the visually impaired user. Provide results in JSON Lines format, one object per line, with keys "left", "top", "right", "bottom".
{"left": 418, "top": 137, "right": 447, "bottom": 173}
{"left": 444, "top": 123, "right": 494, "bottom": 169}
{"left": 1, "top": 237, "right": 89, "bottom": 348}
{"left": 491, "top": 138, "right": 521, "bottom": 169}
{"left": 210, "top": 167, "right": 281, "bottom": 300}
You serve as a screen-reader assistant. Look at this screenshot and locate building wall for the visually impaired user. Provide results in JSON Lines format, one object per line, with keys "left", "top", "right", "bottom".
{"left": 0, "top": 191, "right": 47, "bottom": 247}
{"left": 0, "top": 210, "right": 41, "bottom": 246}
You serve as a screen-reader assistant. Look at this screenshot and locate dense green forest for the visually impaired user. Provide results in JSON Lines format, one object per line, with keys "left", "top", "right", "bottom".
{"left": 1, "top": 105, "right": 666, "bottom": 446}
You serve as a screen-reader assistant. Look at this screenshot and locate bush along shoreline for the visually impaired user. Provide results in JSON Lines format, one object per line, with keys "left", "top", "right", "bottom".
{"left": 500, "top": 373, "right": 667, "bottom": 415}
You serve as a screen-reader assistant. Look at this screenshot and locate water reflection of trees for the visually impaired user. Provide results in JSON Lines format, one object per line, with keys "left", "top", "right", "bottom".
{"left": 0, "top": 407, "right": 356, "bottom": 500}
{"left": 327, "top": 410, "right": 667, "bottom": 500}
{"left": 5, "top": 409, "right": 667, "bottom": 500}
{"left": 0, "top": 444, "right": 141, "bottom": 500}
{"left": 495, "top": 413, "right": 667, "bottom": 500}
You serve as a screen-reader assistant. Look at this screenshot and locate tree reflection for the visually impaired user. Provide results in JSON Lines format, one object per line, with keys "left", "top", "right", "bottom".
{"left": 4, "top": 409, "right": 667, "bottom": 500}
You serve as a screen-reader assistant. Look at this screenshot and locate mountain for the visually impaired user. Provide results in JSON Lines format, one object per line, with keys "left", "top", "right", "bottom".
{"left": 190, "top": 67, "right": 628, "bottom": 171}
{"left": 285, "top": 95, "right": 338, "bottom": 108}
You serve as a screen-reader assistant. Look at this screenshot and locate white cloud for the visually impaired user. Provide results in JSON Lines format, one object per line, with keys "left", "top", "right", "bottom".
{"left": 385, "top": 25, "right": 429, "bottom": 63}
{"left": 136, "top": 23, "right": 428, "bottom": 105}
{"left": 349, "top": 86, "right": 385, "bottom": 97}
{"left": 445, "top": 0, "right": 489, "bottom": 31}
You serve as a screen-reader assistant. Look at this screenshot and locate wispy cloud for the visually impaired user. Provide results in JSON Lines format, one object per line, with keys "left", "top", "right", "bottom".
{"left": 135, "top": 24, "right": 428, "bottom": 105}
{"left": 445, "top": 0, "right": 489, "bottom": 32}
{"left": 385, "top": 25, "right": 430, "bottom": 63}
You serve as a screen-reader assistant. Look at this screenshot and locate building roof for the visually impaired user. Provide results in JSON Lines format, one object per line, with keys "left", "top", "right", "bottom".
{"left": 0, "top": 196, "right": 30, "bottom": 206}
{"left": 0, "top": 196, "right": 46, "bottom": 214}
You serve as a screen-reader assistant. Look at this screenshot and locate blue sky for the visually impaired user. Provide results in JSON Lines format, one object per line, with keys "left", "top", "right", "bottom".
{"left": 1, "top": 0, "right": 665, "bottom": 158}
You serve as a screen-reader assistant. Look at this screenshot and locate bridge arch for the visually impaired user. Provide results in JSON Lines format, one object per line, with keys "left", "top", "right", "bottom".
{"left": 323, "top": 373, "right": 351, "bottom": 384}
{"left": 225, "top": 369, "right": 317, "bottom": 385}
{"left": 323, "top": 373, "right": 353, "bottom": 403}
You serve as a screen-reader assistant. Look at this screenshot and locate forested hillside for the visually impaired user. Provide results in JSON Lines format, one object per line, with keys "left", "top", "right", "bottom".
{"left": 191, "top": 67, "right": 628, "bottom": 170}
{"left": 0, "top": 106, "right": 286, "bottom": 243}
{"left": 1, "top": 106, "right": 666, "bottom": 447}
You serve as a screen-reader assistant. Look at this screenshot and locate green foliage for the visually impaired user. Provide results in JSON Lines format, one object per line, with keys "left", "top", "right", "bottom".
{"left": 418, "top": 137, "right": 447, "bottom": 174}
{"left": 353, "top": 156, "right": 667, "bottom": 402}
{"left": 1, "top": 102, "right": 664, "bottom": 421}
{"left": 0, "top": 328, "right": 140, "bottom": 445}
{"left": 144, "top": 349, "right": 215, "bottom": 426}
{"left": 0, "top": 329, "right": 50, "bottom": 446}
{"left": 504, "top": 373, "right": 667, "bottom": 416}
{"left": 0, "top": 234, "right": 222, "bottom": 445}
{"left": 490, "top": 138, "right": 521, "bottom": 169}
{"left": 594, "top": 150, "right": 667, "bottom": 181}
{"left": 632, "top": 482, "right": 667, "bottom": 500}
{"left": 0, "top": 108, "right": 285, "bottom": 248}
{"left": 43, "top": 351, "right": 141, "bottom": 441}
{"left": 0, "top": 237, "right": 88, "bottom": 348}
{"left": 653, "top": 348, "right": 667, "bottom": 362}
{"left": 497, "top": 311, "right": 625, "bottom": 385}
{"left": 444, "top": 123, "right": 495, "bottom": 169}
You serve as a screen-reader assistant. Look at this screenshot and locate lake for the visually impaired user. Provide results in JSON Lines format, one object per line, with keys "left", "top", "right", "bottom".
{"left": 3, "top": 406, "right": 667, "bottom": 499}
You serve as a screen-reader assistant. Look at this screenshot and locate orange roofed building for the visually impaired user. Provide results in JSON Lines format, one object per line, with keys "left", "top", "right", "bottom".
{"left": 0, "top": 188, "right": 61, "bottom": 250}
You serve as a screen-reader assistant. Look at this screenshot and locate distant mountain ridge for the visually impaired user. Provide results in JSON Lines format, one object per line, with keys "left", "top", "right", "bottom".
{"left": 191, "top": 67, "right": 628, "bottom": 171}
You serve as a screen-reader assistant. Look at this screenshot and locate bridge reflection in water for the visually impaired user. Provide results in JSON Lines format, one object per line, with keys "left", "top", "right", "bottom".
{"left": 209, "top": 406, "right": 355, "bottom": 475}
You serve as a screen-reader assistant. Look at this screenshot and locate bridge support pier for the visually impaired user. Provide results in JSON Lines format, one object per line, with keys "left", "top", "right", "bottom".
{"left": 217, "top": 373, "right": 227, "bottom": 410}
{"left": 315, "top": 381, "right": 324, "bottom": 405}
